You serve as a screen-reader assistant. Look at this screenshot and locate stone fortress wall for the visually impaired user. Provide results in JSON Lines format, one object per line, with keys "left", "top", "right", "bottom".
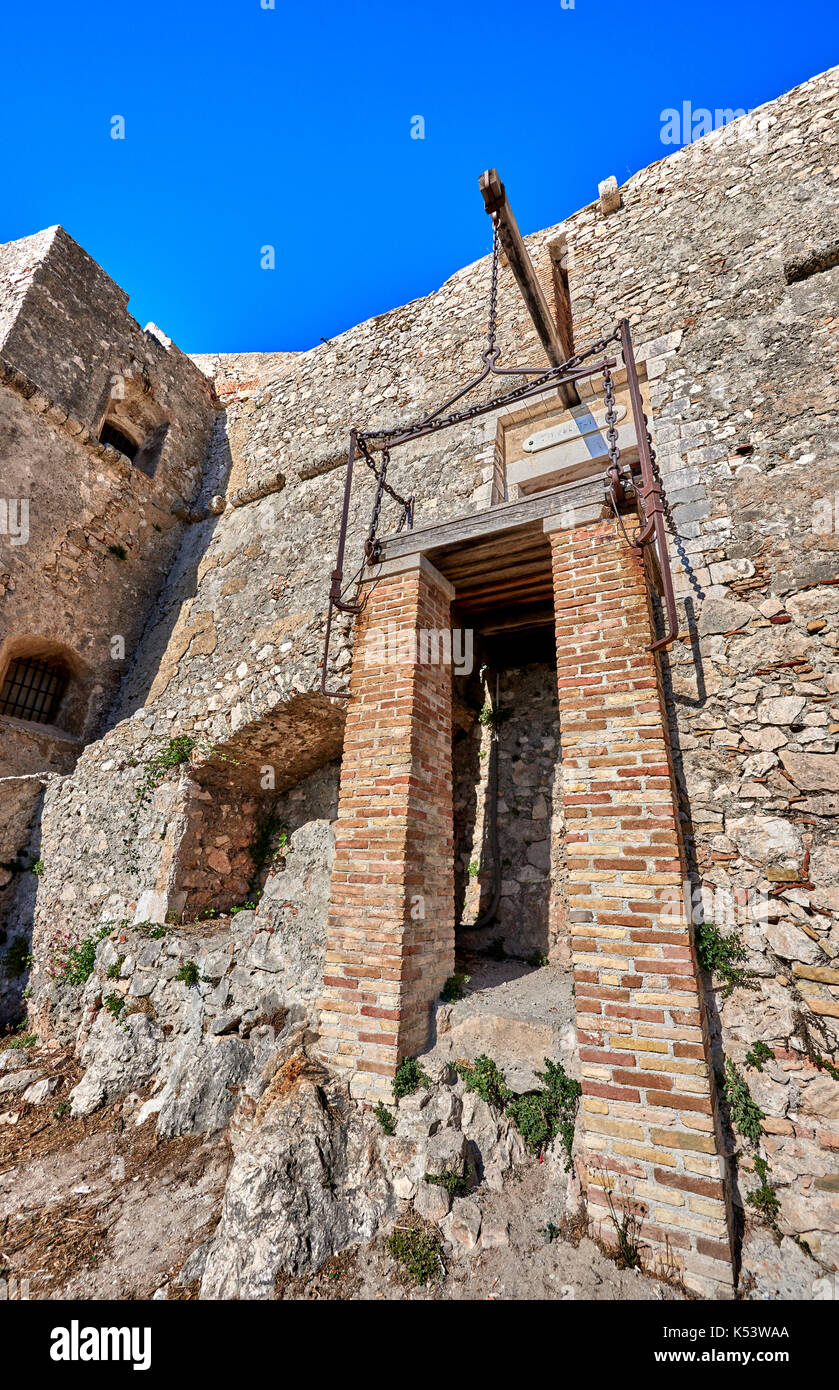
{"left": 1, "top": 66, "right": 838, "bottom": 1297}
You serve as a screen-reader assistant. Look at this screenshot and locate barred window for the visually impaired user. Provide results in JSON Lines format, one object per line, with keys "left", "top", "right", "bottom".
{"left": 0, "top": 657, "right": 69, "bottom": 725}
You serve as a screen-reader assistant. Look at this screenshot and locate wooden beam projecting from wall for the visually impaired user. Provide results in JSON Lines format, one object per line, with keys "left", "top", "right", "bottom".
{"left": 479, "top": 168, "right": 579, "bottom": 408}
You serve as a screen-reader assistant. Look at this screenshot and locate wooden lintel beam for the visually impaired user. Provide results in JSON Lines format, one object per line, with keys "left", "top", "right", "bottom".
{"left": 479, "top": 168, "right": 578, "bottom": 408}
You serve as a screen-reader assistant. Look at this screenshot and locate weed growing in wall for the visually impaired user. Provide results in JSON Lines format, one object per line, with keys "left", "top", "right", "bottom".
{"left": 694, "top": 921, "right": 757, "bottom": 997}
{"left": 391, "top": 1056, "right": 429, "bottom": 1101}
{"left": 373, "top": 1102, "right": 396, "bottom": 1135}
{"left": 747, "top": 1156, "right": 781, "bottom": 1230}
{"left": 744, "top": 1041, "right": 774, "bottom": 1073}
{"left": 49, "top": 921, "right": 116, "bottom": 986}
{"left": 424, "top": 1168, "right": 468, "bottom": 1197}
{"left": 176, "top": 960, "right": 201, "bottom": 987}
{"left": 506, "top": 1059, "right": 582, "bottom": 1168}
{"left": 123, "top": 735, "right": 197, "bottom": 874}
{"left": 104, "top": 993, "right": 125, "bottom": 1020}
{"left": 722, "top": 1059, "right": 764, "bottom": 1146}
{"left": 455, "top": 1054, "right": 512, "bottom": 1110}
{"left": 439, "top": 973, "right": 470, "bottom": 1003}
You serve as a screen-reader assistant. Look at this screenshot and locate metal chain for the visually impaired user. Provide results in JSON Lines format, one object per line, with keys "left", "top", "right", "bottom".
{"left": 483, "top": 216, "right": 501, "bottom": 365}
{"left": 602, "top": 365, "right": 623, "bottom": 473}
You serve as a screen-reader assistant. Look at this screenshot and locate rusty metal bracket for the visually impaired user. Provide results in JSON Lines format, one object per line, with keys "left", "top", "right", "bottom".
{"left": 617, "top": 318, "right": 679, "bottom": 652}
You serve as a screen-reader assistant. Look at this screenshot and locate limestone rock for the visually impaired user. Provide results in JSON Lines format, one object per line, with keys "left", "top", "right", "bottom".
{"left": 155, "top": 1036, "right": 253, "bottom": 1139}
{"left": 70, "top": 1011, "right": 164, "bottom": 1117}
{"left": 0, "top": 1068, "right": 42, "bottom": 1095}
{"left": 698, "top": 598, "right": 755, "bottom": 636}
{"left": 779, "top": 750, "right": 839, "bottom": 793}
{"left": 198, "top": 1066, "right": 396, "bottom": 1298}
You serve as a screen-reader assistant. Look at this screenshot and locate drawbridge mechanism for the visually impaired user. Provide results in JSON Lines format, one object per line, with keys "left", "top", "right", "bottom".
{"left": 320, "top": 171, "right": 696, "bottom": 697}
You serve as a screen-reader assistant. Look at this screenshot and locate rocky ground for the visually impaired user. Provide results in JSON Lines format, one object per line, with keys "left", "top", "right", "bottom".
{"left": 0, "top": 1029, "right": 680, "bottom": 1303}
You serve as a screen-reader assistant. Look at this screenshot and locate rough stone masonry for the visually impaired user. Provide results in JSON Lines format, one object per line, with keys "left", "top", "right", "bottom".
{"left": 1, "top": 66, "right": 838, "bottom": 1300}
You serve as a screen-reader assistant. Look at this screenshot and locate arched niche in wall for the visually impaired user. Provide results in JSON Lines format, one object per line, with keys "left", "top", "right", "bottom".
{"left": 95, "top": 363, "right": 170, "bottom": 479}
{"left": 0, "top": 635, "right": 93, "bottom": 739}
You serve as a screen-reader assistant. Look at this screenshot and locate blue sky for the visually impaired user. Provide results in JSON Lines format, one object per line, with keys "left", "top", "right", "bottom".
{"left": 2, "top": 1, "right": 836, "bottom": 354}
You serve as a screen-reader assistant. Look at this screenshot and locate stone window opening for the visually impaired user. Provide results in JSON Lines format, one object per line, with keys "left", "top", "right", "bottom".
{"left": 99, "top": 419, "right": 139, "bottom": 461}
{"left": 0, "top": 654, "right": 69, "bottom": 725}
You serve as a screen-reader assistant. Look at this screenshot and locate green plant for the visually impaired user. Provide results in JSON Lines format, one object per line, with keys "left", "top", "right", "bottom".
{"left": 747, "top": 1156, "right": 781, "bottom": 1229}
{"left": 52, "top": 1099, "right": 71, "bottom": 1120}
{"left": 424, "top": 1168, "right": 467, "bottom": 1197}
{"left": 392, "top": 1056, "right": 429, "bottom": 1101}
{"left": 229, "top": 899, "right": 258, "bottom": 916}
{"left": 467, "top": 860, "right": 479, "bottom": 880}
{"left": 387, "top": 1228, "right": 444, "bottom": 1285}
{"left": 694, "top": 921, "right": 756, "bottom": 997}
{"left": 440, "top": 973, "right": 470, "bottom": 1003}
{"left": 108, "top": 543, "right": 128, "bottom": 560}
{"left": 61, "top": 923, "right": 112, "bottom": 987}
{"left": 106, "top": 955, "right": 125, "bottom": 981}
{"left": 811, "top": 1050, "right": 839, "bottom": 1083}
{"left": 455, "top": 1053, "right": 512, "bottom": 1110}
{"left": 373, "top": 1102, "right": 396, "bottom": 1136}
{"left": 176, "top": 960, "right": 200, "bottom": 987}
{"left": 527, "top": 950, "right": 548, "bottom": 969}
{"left": 135, "top": 921, "right": 166, "bottom": 939}
{"left": 601, "top": 1181, "right": 643, "bottom": 1270}
{"left": 4, "top": 935, "right": 32, "bottom": 979}
{"left": 506, "top": 1058, "right": 582, "bottom": 1168}
{"left": 722, "top": 1059, "right": 764, "bottom": 1145}
{"left": 104, "top": 993, "right": 124, "bottom": 1020}
{"left": 2, "top": 1032, "right": 37, "bottom": 1050}
{"left": 542, "top": 1221, "right": 561, "bottom": 1244}
{"left": 745, "top": 1041, "right": 774, "bottom": 1073}
{"left": 123, "top": 736, "right": 198, "bottom": 874}
{"left": 30, "top": 858, "right": 44, "bottom": 876}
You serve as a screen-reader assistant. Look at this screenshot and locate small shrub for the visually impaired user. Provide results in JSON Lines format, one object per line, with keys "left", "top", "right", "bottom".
{"left": 4, "top": 935, "right": 32, "bottom": 979}
{"left": 467, "top": 860, "right": 479, "bottom": 880}
{"left": 108, "top": 544, "right": 128, "bottom": 560}
{"left": 229, "top": 899, "right": 258, "bottom": 916}
{"left": 392, "top": 1056, "right": 429, "bottom": 1101}
{"left": 30, "top": 858, "right": 44, "bottom": 876}
{"left": 506, "top": 1058, "right": 582, "bottom": 1168}
{"left": 373, "top": 1102, "right": 396, "bottom": 1135}
{"left": 694, "top": 921, "right": 756, "bottom": 996}
{"left": 176, "top": 960, "right": 200, "bottom": 988}
{"left": 387, "top": 1228, "right": 444, "bottom": 1285}
{"left": 60, "top": 924, "right": 112, "bottom": 987}
{"left": 455, "top": 1053, "right": 511, "bottom": 1110}
{"left": 747, "top": 1156, "right": 781, "bottom": 1228}
{"left": 3, "top": 1032, "right": 37, "bottom": 1050}
{"left": 527, "top": 950, "right": 548, "bottom": 968}
{"left": 440, "top": 973, "right": 469, "bottom": 1003}
{"left": 723, "top": 1058, "right": 764, "bottom": 1145}
{"left": 104, "top": 993, "right": 124, "bottom": 1020}
{"left": 106, "top": 955, "right": 125, "bottom": 981}
{"left": 744, "top": 1041, "right": 774, "bottom": 1073}
{"left": 424, "top": 1168, "right": 467, "bottom": 1197}
{"left": 53, "top": 1099, "right": 71, "bottom": 1120}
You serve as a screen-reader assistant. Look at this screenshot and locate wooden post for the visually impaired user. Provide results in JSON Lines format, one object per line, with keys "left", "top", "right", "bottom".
{"left": 479, "top": 168, "right": 579, "bottom": 408}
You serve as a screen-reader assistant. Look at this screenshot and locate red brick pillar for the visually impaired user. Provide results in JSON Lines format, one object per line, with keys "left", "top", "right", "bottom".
{"left": 317, "top": 553, "right": 456, "bottom": 1101}
{"left": 546, "top": 514, "right": 734, "bottom": 1298}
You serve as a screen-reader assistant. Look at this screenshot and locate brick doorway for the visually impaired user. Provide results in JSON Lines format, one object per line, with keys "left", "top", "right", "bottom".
{"left": 317, "top": 491, "right": 734, "bottom": 1296}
